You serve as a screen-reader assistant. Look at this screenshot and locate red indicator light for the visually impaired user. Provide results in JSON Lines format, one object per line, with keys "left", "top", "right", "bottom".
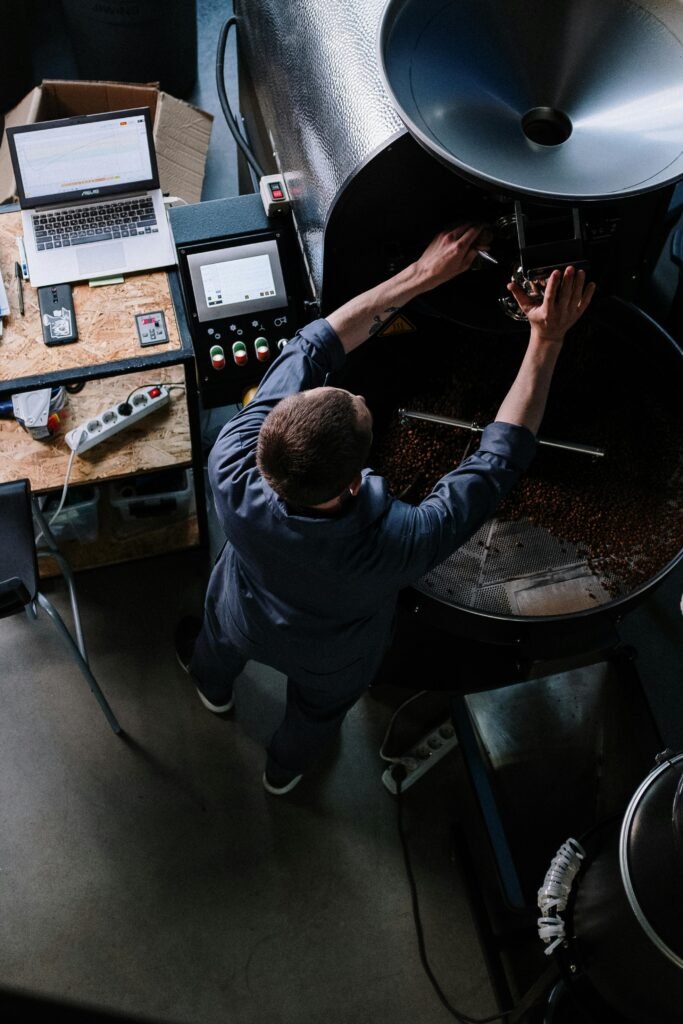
{"left": 148, "top": 387, "right": 161, "bottom": 398}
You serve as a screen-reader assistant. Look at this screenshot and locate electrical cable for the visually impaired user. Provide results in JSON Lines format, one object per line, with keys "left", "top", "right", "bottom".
{"left": 33, "top": 428, "right": 88, "bottom": 546}
{"left": 215, "top": 16, "right": 266, "bottom": 181}
{"left": 124, "top": 382, "right": 186, "bottom": 406}
{"left": 378, "top": 690, "right": 429, "bottom": 765}
{"left": 47, "top": 442, "right": 81, "bottom": 527}
{"left": 392, "top": 765, "right": 513, "bottom": 1024}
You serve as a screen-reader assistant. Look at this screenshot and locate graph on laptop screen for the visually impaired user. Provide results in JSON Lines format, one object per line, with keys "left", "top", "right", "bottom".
{"left": 12, "top": 114, "right": 153, "bottom": 200}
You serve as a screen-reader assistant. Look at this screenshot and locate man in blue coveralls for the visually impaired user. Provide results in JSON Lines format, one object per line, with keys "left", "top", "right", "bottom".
{"left": 175, "top": 224, "right": 595, "bottom": 795}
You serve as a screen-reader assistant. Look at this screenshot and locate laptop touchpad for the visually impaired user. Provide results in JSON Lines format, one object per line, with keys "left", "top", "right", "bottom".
{"left": 76, "top": 243, "right": 126, "bottom": 277}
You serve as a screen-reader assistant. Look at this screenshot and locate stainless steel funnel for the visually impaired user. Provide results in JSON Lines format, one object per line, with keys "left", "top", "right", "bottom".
{"left": 378, "top": 0, "right": 683, "bottom": 200}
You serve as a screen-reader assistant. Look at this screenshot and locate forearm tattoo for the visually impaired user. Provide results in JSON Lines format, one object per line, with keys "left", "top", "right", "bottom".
{"left": 368, "top": 306, "right": 399, "bottom": 336}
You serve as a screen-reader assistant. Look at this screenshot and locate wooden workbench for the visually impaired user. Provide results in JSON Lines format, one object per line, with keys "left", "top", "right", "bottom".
{"left": 0, "top": 209, "right": 202, "bottom": 573}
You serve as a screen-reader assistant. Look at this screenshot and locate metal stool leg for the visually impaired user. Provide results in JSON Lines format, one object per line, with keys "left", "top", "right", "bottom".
{"left": 36, "top": 592, "right": 122, "bottom": 735}
{"left": 36, "top": 550, "right": 88, "bottom": 660}
{"left": 33, "top": 501, "right": 88, "bottom": 660}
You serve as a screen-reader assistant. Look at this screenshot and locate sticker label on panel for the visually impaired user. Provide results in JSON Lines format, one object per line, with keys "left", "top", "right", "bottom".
{"left": 378, "top": 313, "right": 415, "bottom": 336}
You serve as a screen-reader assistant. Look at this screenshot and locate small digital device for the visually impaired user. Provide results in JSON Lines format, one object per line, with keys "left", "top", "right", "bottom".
{"left": 38, "top": 283, "right": 78, "bottom": 345}
{"left": 135, "top": 310, "right": 169, "bottom": 346}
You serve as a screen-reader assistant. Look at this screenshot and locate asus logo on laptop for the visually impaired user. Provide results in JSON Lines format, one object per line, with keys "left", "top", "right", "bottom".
{"left": 81, "top": 189, "right": 100, "bottom": 196}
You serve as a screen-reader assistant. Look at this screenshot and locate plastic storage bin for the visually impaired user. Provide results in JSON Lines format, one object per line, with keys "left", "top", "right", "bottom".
{"left": 108, "top": 469, "right": 194, "bottom": 526}
{"left": 40, "top": 485, "right": 100, "bottom": 543}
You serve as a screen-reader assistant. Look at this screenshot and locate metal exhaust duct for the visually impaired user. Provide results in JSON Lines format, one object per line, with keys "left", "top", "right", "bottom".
{"left": 378, "top": 0, "right": 683, "bottom": 201}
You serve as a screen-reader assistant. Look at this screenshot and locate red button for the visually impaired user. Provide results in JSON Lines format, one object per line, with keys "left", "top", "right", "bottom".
{"left": 148, "top": 387, "right": 161, "bottom": 398}
{"left": 272, "top": 188, "right": 283, "bottom": 199}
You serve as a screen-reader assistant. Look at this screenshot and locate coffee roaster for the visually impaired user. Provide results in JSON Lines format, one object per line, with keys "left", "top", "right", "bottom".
{"left": 234, "top": 0, "right": 683, "bottom": 657}
{"left": 232, "top": 3, "right": 683, "bottom": 1018}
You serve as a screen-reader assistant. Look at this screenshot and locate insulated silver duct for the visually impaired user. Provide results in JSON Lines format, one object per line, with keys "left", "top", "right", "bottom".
{"left": 235, "top": 0, "right": 403, "bottom": 295}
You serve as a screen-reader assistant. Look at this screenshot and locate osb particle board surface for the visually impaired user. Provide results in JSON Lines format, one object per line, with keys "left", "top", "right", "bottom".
{"left": 0, "top": 210, "right": 183, "bottom": 380}
{"left": 0, "top": 368, "right": 191, "bottom": 492}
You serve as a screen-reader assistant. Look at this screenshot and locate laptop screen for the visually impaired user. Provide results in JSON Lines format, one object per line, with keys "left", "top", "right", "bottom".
{"left": 8, "top": 108, "right": 159, "bottom": 207}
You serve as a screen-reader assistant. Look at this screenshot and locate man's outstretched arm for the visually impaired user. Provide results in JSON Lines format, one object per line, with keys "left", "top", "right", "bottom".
{"left": 496, "top": 266, "right": 596, "bottom": 435}
{"left": 326, "top": 225, "right": 486, "bottom": 352}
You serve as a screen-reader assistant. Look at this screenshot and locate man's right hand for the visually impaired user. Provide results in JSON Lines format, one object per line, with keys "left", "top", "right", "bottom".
{"left": 495, "top": 266, "right": 596, "bottom": 435}
{"left": 507, "top": 266, "right": 596, "bottom": 343}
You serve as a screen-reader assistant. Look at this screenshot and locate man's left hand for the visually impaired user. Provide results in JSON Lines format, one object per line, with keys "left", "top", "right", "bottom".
{"left": 414, "top": 224, "right": 488, "bottom": 290}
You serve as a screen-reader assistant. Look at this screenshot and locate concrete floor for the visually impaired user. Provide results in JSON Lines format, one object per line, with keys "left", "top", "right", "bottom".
{"left": 2, "top": 3, "right": 682, "bottom": 1022}
{"left": 0, "top": 549, "right": 496, "bottom": 1024}
{"left": 2, "top": 556, "right": 680, "bottom": 1024}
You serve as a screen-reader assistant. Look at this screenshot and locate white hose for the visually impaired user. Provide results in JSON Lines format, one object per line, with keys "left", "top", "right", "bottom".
{"left": 537, "top": 837, "right": 586, "bottom": 955}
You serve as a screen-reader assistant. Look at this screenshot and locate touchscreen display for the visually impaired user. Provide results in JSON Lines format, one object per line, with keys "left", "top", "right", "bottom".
{"left": 201, "top": 254, "right": 276, "bottom": 308}
{"left": 187, "top": 238, "right": 287, "bottom": 322}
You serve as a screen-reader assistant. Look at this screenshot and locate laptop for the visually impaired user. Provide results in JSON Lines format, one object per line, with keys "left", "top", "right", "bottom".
{"left": 6, "top": 107, "right": 178, "bottom": 287}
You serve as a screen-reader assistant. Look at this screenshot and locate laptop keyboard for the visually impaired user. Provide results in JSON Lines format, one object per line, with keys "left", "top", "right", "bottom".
{"left": 33, "top": 197, "right": 158, "bottom": 251}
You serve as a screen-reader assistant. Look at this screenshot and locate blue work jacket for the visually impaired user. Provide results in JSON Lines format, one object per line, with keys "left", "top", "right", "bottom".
{"left": 206, "top": 319, "right": 536, "bottom": 684}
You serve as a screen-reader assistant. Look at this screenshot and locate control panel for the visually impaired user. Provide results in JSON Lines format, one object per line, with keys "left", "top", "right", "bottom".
{"left": 171, "top": 194, "right": 306, "bottom": 408}
{"left": 178, "top": 234, "right": 296, "bottom": 406}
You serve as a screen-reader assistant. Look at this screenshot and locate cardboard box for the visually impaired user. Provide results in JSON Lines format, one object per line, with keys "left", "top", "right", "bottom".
{"left": 0, "top": 79, "right": 213, "bottom": 206}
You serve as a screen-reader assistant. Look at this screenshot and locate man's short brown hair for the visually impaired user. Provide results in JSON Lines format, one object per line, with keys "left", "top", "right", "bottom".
{"left": 256, "top": 388, "right": 372, "bottom": 506}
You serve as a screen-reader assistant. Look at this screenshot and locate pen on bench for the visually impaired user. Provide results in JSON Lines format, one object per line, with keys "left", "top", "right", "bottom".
{"left": 15, "top": 236, "right": 29, "bottom": 280}
{"left": 15, "top": 262, "right": 24, "bottom": 316}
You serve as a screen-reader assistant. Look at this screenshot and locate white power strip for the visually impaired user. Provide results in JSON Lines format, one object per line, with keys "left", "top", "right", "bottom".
{"left": 382, "top": 718, "right": 459, "bottom": 794}
{"left": 65, "top": 385, "right": 170, "bottom": 454}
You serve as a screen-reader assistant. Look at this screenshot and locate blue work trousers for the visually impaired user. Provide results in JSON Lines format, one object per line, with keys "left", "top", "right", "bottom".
{"left": 190, "top": 599, "right": 377, "bottom": 775}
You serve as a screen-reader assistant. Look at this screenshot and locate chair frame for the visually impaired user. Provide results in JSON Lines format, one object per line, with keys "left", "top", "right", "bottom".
{"left": 1, "top": 481, "right": 122, "bottom": 735}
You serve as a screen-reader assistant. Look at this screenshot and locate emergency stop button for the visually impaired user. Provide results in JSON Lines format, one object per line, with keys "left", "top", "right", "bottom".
{"left": 210, "top": 344, "right": 225, "bottom": 370}
{"left": 232, "top": 341, "right": 248, "bottom": 366}
{"left": 255, "top": 337, "right": 270, "bottom": 362}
